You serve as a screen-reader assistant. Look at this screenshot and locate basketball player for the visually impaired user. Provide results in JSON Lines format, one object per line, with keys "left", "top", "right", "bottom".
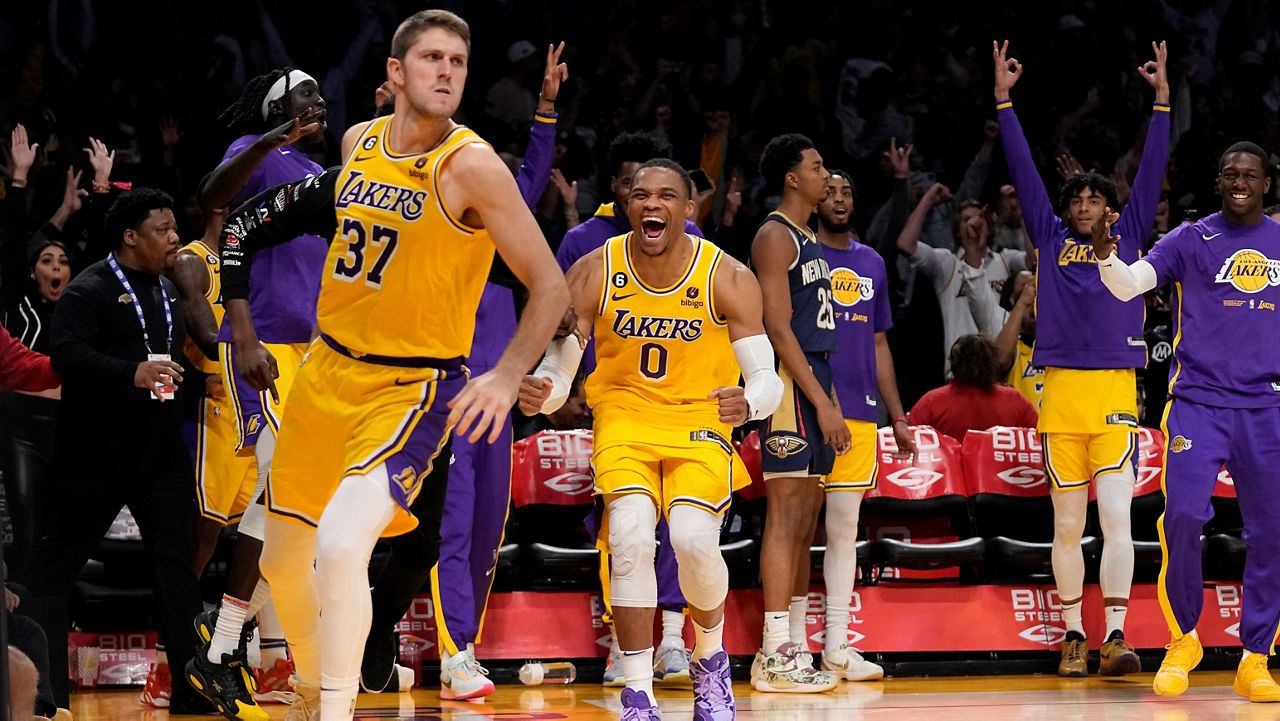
{"left": 521, "top": 158, "right": 781, "bottom": 721}
{"left": 185, "top": 69, "right": 327, "bottom": 719}
{"left": 815, "top": 170, "right": 915, "bottom": 680}
{"left": 751, "top": 133, "right": 846, "bottom": 693}
{"left": 1093, "top": 142, "right": 1280, "bottom": 702}
{"left": 217, "top": 11, "right": 570, "bottom": 720}
{"left": 995, "top": 39, "right": 1170, "bottom": 677}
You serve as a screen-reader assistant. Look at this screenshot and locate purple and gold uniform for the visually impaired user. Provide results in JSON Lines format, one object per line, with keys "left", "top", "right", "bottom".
{"left": 999, "top": 99, "right": 1170, "bottom": 489}
{"left": 759, "top": 211, "right": 839, "bottom": 478}
{"left": 1145, "top": 213, "right": 1280, "bottom": 654}
{"left": 215, "top": 135, "right": 328, "bottom": 453}
{"left": 821, "top": 240, "right": 891, "bottom": 491}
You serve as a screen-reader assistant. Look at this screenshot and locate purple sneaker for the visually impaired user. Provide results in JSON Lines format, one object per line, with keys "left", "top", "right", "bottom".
{"left": 691, "top": 650, "right": 735, "bottom": 721}
{"left": 620, "top": 687, "right": 663, "bottom": 721}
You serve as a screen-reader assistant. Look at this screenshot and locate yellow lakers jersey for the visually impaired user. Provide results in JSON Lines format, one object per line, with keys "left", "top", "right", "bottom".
{"left": 319, "top": 116, "right": 495, "bottom": 359}
{"left": 586, "top": 234, "right": 738, "bottom": 449}
{"left": 180, "top": 240, "right": 223, "bottom": 374}
{"left": 1007, "top": 337, "right": 1044, "bottom": 411}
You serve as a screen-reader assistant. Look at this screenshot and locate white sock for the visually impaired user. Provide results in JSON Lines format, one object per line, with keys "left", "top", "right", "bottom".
{"left": 788, "top": 596, "right": 808, "bottom": 646}
{"left": 824, "top": 602, "right": 851, "bottom": 657}
{"left": 253, "top": 581, "right": 289, "bottom": 666}
{"left": 1105, "top": 603, "right": 1128, "bottom": 639}
{"left": 622, "top": 648, "right": 655, "bottom": 703}
{"left": 208, "top": 594, "right": 251, "bottom": 662}
{"left": 692, "top": 618, "right": 724, "bottom": 661}
{"left": 763, "top": 612, "right": 790, "bottom": 654}
{"left": 1061, "top": 599, "right": 1084, "bottom": 636}
{"left": 660, "top": 610, "right": 684, "bottom": 649}
{"left": 319, "top": 681, "right": 357, "bottom": 719}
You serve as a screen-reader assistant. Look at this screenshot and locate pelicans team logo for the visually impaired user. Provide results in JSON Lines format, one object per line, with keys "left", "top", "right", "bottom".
{"left": 1170, "top": 436, "right": 1193, "bottom": 453}
{"left": 829, "top": 267, "right": 874, "bottom": 306}
{"left": 1214, "top": 249, "right": 1280, "bottom": 293}
{"left": 765, "top": 435, "right": 808, "bottom": 458}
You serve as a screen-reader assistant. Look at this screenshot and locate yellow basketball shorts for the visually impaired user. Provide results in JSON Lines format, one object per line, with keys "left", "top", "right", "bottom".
{"left": 592, "top": 431, "right": 749, "bottom": 516}
{"left": 266, "top": 337, "right": 464, "bottom": 537}
{"left": 825, "top": 419, "right": 879, "bottom": 492}
{"left": 1038, "top": 367, "right": 1139, "bottom": 491}
{"left": 221, "top": 341, "right": 310, "bottom": 455}
{"left": 187, "top": 390, "right": 258, "bottom": 525}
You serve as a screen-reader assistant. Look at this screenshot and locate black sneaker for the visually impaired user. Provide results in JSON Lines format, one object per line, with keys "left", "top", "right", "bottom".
{"left": 360, "top": 625, "right": 399, "bottom": 692}
{"left": 194, "top": 609, "right": 257, "bottom": 650}
{"left": 185, "top": 648, "right": 268, "bottom": 721}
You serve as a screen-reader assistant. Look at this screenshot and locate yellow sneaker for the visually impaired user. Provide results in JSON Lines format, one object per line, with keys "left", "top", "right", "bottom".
{"left": 1234, "top": 652, "right": 1280, "bottom": 703}
{"left": 1154, "top": 633, "right": 1203, "bottom": 697}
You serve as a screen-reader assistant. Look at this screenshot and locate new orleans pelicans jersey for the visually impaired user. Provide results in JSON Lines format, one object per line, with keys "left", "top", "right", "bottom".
{"left": 586, "top": 234, "right": 738, "bottom": 451}
{"left": 320, "top": 116, "right": 495, "bottom": 359}
{"left": 761, "top": 211, "right": 838, "bottom": 353}
{"left": 180, "top": 240, "right": 224, "bottom": 374}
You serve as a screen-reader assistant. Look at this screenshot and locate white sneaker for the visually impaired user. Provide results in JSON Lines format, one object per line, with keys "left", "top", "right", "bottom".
{"left": 821, "top": 644, "right": 884, "bottom": 681}
{"left": 653, "top": 644, "right": 690, "bottom": 683}
{"left": 283, "top": 682, "right": 319, "bottom": 721}
{"left": 440, "top": 645, "right": 495, "bottom": 701}
{"left": 750, "top": 651, "right": 765, "bottom": 685}
{"left": 603, "top": 646, "right": 626, "bottom": 687}
{"left": 754, "top": 642, "right": 838, "bottom": 693}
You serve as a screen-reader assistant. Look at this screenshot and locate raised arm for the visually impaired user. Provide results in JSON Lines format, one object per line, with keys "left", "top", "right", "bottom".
{"left": 197, "top": 110, "right": 324, "bottom": 212}
{"left": 440, "top": 143, "right": 571, "bottom": 443}
{"left": 514, "top": 42, "right": 567, "bottom": 208}
{"left": 995, "top": 277, "right": 1035, "bottom": 375}
{"left": 1114, "top": 42, "right": 1171, "bottom": 255}
{"left": 993, "top": 41, "right": 1062, "bottom": 247}
{"left": 896, "top": 183, "right": 951, "bottom": 258}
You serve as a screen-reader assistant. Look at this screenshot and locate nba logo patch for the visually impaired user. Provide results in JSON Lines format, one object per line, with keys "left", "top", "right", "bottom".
{"left": 765, "top": 435, "right": 808, "bottom": 458}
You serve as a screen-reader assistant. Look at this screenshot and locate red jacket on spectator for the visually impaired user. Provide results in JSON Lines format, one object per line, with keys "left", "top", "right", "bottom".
{"left": 908, "top": 382, "right": 1038, "bottom": 441}
{"left": 0, "top": 323, "right": 58, "bottom": 392}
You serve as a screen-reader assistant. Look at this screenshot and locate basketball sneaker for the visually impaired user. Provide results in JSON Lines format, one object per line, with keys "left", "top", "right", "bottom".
{"left": 440, "top": 644, "right": 495, "bottom": 701}
{"left": 603, "top": 646, "right": 626, "bottom": 687}
{"left": 754, "top": 642, "right": 838, "bottom": 693}
{"left": 1153, "top": 632, "right": 1203, "bottom": 696}
{"left": 653, "top": 644, "right": 691, "bottom": 683}
{"left": 185, "top": 647, "right": 268, "bottom": 721}
{"left": 1234, "top": 652, "right": 1280, "bottom": 702}
{"left": 360, "top": 625, "right": 399, "bottom": 693}
{"left": 691, "top": 650, "right": 735, "bottom": 721}
{"left": 1098, "top": 632, "right": 1141, "bottom": 676}
{"left": 138, "top": 660, "right": 171, "bottom": 707}
{"left": 1058, "top": 631, "right": 1088, "bottom": 677}
{"left": 620, "top": 687, "right": 662, "bottom": 721}
{"left": 284, "top": 682, "right": 319, "bottom": 721}
{"left": 821, "top": 643, "right": 884, "bottom": 681}
{"left": 254, "top": 657, "right": 300, "bottom": 703}
{"left": 749, "top": 651, "right": 764, "bottom": 685}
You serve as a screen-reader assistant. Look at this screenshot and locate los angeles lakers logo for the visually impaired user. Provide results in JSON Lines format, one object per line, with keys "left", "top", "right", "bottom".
{"left": 1214, "top": 249, "right": 1280, "bottom": 294}
{"left": 765, "top": 434, "right": 809, "bottom": 458}
{"left": 830, "top": 267, "right": 874, "bottom": 307}
{"left": 1170, "top": 436, "right": 1193, "bottom": 453}
{"left": 392, "top": 466, "right": 419, "bottom": 494}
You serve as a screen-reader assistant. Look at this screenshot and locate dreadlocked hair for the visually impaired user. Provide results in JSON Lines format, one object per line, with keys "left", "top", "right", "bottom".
{"left": 219, "top": 68, "right": 294, "bottom": 135}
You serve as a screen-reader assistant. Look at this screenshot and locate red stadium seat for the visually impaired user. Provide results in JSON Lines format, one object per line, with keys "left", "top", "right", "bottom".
{"left": 508, "top": 430, "right": 598, "bottom": 589}
{"left": 964, "top": 427, "right": 1098, "bottom": 582}
{"left": 863, "top": 426, "right": 983, "bottom": 581}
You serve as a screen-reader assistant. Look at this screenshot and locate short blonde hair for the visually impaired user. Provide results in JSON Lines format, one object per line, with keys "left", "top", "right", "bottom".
{"left": 391, "top": 9, "right": 471, "bottom": 59}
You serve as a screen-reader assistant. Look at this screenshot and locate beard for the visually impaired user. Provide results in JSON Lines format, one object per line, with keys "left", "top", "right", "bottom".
{"left": 817, "top": 215, "right": 851, "bottom": 234}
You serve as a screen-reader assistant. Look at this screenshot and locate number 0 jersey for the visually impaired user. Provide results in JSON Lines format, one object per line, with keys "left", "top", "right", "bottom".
{"left": 320, "top": 116, "right": 495, "bottom": 359}
{"left": 586, "top": 234, "right": 739, "bottom": 450}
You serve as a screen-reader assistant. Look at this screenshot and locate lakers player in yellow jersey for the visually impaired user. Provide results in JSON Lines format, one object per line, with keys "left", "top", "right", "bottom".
{"left": 995, "top": 270, "right": 1044, "bottom": 411}
{"left": 522, "top": 159, "right": 782, "bottom": 721}
{"left": 217, "top": 11, "right": 570, "bottom": 721}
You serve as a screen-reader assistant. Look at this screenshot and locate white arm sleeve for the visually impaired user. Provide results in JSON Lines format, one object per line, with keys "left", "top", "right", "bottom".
{"left": 732, "top": 334, "right": 783, "bottom": 421}
{"left": 1097, "top": 256, "right": 1158, "bottom": 302}
{"left": 533, "top": 335, "right": 585, "bottom": 414}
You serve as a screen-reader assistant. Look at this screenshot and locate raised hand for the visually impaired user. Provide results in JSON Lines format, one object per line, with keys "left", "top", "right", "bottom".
{"left": 61, "top": 167, "right": 87, "bottom": 214}
{"left": 884, "top": 138, "right": 913, "bottom": 179}
{"left": 1016, "top": 275, "right": 1037, "bottom": 310}
{"left": 926, "top": 182, "right": 953, "bottom": 206}
{"left": 722, "top": 174, "right": 743, "bottom": 224}
{"left": 257, "top": 107, "right": 325, "bottom": 151}
{"left": 1056, "top": 151, "right": 1085, "bottom": 180}
{"left": 9, "top": 124, "right": 38, "bottom": 182}
{"left": 993, "top": 40, "right": 1023, "bottom": 101}
{"left": 1111, "top": 168, "right": 1132, "bottom": 205}
{"left": 541, "top": 42, "right": 568, "bottom": 103}
{"left": 982, "top": 119, "right": 1000, "bottom": 142}
{"left": 1091, "top": 207, "right": 1122, "bottom": 261}
{"left": 83, "top": 137, "right": 115, "bottom": 186}
{"left": 549, "top": 168, "right": 577, "bottom": 207}
{"left": 159, "top": 116, "right": 183, "bottom": 149}
{"left": 1139, "top": 40, "right": 1170, "bottom": 103}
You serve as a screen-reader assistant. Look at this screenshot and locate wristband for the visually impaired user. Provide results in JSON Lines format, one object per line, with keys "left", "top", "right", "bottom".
{"left": 892, "top": 417, "right": 909, "bottom": 426}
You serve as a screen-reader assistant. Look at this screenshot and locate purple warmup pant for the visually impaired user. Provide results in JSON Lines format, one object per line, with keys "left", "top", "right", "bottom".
{"left": 431, "top": 284, "right": 516, "bottom": 655}
{"left": 1160, "top": 398, "right": 1280, "bottom": 654}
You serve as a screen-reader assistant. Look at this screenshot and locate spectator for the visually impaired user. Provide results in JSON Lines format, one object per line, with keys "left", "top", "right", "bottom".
{"left": 484, "top": 40, "right": 542, "bottom": 140}
{"left": 14, "top": 188, "right": 209, "bottom": 714}
{"left": 909, "top": 334, "right": 1039, "bottom": 441}
{"left": 994, "top": 270, "right": 1043, "bottom": 411}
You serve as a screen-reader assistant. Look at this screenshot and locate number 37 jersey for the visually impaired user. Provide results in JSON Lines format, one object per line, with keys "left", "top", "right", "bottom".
{"left": 319, "top": 116, "right": 495, "bottom": 359}
{"left": 586, "top": 234, "right": 739, "bottom": 448}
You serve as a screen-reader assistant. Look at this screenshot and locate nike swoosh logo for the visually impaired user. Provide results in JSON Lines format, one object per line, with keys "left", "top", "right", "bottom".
{"left": 611, "top": 292, "right": 636, "bottom": 301}
{"left": 393, "top": 377, "right": 418, "bottom": 386}
{"left": 1202, "top": 232, "right": 1223, "bottom": 240}
{"left": 353, "top": 154, "right": 377, "bottom": 163}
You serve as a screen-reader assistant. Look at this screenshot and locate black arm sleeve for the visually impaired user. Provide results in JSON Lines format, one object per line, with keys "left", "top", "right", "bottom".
{"left": 220, "top": 167, "right": 341, "bottom": 301}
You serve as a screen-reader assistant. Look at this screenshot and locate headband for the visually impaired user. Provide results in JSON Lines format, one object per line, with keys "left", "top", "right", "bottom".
{"left": 261, "top": 70, "right": 317, "bottom": 120}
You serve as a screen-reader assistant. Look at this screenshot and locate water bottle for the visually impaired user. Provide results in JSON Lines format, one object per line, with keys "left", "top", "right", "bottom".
{"left": 519, "top": 661, "right": 577, "bottom": 685}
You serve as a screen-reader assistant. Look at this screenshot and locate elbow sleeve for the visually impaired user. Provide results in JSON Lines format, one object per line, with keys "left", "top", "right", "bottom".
{"left": 534, "top": 335, "right": 585, "bottom": 414}
{"left": 733, "top": 334, "right": 783, "bottom": 421}
{"left": 1098, "top": 257, "right": 1157, "bottom": 302}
